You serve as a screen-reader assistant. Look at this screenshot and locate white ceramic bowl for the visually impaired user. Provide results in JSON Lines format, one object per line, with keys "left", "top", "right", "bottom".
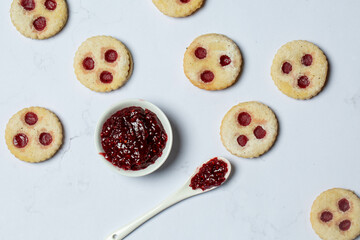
{"left": 94, "top": 99, "right": 173, "bottom": 177}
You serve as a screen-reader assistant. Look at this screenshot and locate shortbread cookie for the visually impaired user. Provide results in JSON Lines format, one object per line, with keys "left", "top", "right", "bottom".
{"left": 74, "top": 36, "right": 133, "bottom": 92}
{"left": 184, "top": 34, "right": 242, "bottom": 91}
{"left": 271, "top": 40, "right": 328, "bottom": 99}
{"left": 310, "top": 188, "right": 360, "bottom": 240}
{"left": 5, "top": 107, "right": 63, "bottom": 163}
{"left": 220, "top": 102, "right": 278, "bottom": 158}
{"left": 152, "top": 0, "right": 204, "bottom": 18}
{"left": 10, "top": 0, "right": 68, "bottom": 39}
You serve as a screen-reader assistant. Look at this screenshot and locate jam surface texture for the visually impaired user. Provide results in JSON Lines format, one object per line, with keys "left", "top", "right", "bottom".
{"left": 190, "top": 157, "right": 228, "bottom": 191}
{"left": 101, "top": 106, "right": 168, "bottom": 171}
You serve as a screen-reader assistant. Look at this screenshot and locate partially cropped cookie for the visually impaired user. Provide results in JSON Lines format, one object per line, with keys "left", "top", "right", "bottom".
{"left": 220, "top": 102, "right": 278, "bottom": 158}
{"left": 152, "top": 0, "right": 204, "bottom": 18}
{"left": 5, "top": 107, "right": 63, "bottom": 163}
{"left": 271, "top": 40, "right": 328, "bottom": 99}
{"left": 310, "top": 188, "right": 360, "bottom": 240}
{"left": 74, "top": 36, "right": 133, "bottom": 92}
{"left": 10, "top": 0, "right": 68, "bottom": 39}
{"left": 184, "top": 34, "right": 242, "bottom": 91}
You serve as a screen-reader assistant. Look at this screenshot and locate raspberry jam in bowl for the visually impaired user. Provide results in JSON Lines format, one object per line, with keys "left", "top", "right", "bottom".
{"left": 95, "top": 99, "right": 173, "bottom": 177}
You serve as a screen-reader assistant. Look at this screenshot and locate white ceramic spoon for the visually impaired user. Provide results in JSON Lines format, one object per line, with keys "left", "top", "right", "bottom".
{"left": 105, "top": 157, "right": 232, "bottom": 240}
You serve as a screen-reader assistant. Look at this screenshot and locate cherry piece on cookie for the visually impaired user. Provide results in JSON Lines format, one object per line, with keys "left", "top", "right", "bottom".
{"left": 298, "top": 75, "right": 310, "bottom": 89}
{"left": 25, "top": 112, "right": 38, "bottom": 125}
{"left": 45, "top": 0, "right": 57, "bottom": 10}
{"left": 39, "top": 132, "right": 52, "bottom": 146}
{"left": 200, "top": 70, "right": 214, "bottom": 83}
{"left": 105, "top": 49, "right": 118, "bottom": 63}
{"left": 100, "top": 71, "right": 113, "bottom": 84}
{"left": 320, "top": 211, "right": 333, "bottom": 223}
{"left": 220, "top": 55, "right": 231, "bottom": 66}
{"left": 13, "top": 133, "right": 28, "bottom": 148}
{"left": 195, "top": 47, "right": 207, "bottom": 59}
{"left": 339, "top": 198, "right": 350, "bottom": 212}
{"left": 282, "top": 62, "right": 292, "bottom": 74}
{"left": 238, "top": 112, "right": 251, "bottom": 126}
{"left": 254, "top": 126, "right": 266, "bottom": 139}
{"left": 302, "top": 54, "right": 313, "bottom": 66}
{"left": 33, "top": 17, "right": 46, "bottom": 31}
{"left": 21, "top": 0, "right": 35, "bottom": 11}
{"left": 339, "top": 220, "right": 352, "bottom": 231}
{"left": 237, "top": 135, "right": 248, "bottom": 147}
{"left": 180, "top": 0, "right": 191, "bottom": 3}
{"left": 83, "top": 57, "right": 95, "bottom": 70}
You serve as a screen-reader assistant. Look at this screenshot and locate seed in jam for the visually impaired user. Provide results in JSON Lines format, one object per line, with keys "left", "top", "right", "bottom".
{"left": 237, "top": 135, "right": 248, "bottom": 147}
{"left": 13, "top": 133, "right": 28, "bottom": 148}
{"left": 100, "top": 107, "right": 168, "bottom": 171}
{"left": 282, "top": 62, "right": 292, "bottom": 74}
{"left": 195, "top": 47, "right": 207, "bottom": 59}
{"left": 301, "top": 54, "right": 313, "bottom": 66}
{"left": 25, "top": 112, "right": 38, "bottom": 125}
{"left": 33, "top": 17, "right": 46, "bottom": 31}
{"left": 339, "top": 220, "right": 351, "bottom": 231}
{"left": 238, "top": 112, "right": 251, "bottom": 126}
{"left": 105, "top": 50, "right": 118, "bottom": 63}
{"left": 83, "top": 57, "right": 95, "bottom": 70}
{"left": 39, "top": 132, "right": 53, "bottom": 146}
{"left": 320, "top": 211, "right": 333, "bottom": 222}
{"left": 200, "top": 70, "right": 214, "bottom": 83}
{"left": 298, "top": 75, "right": 310, "bottom": 89}
{"left": 21, "top": 0, "right": 35, "bottom": 11}
{"left": 190, "top": 158, "right": 228, "bottom": 191}
{"left": 254, "top": 126, "right": 266, "bottom": 139}
{"left": 220, "top": 55, "right": 231, "bottom": 66}
{"left": 45, "top": 0, "right": 57, "bottom": 10}
{"left": 338, "top": 198, "right": 350, "bottom": 212}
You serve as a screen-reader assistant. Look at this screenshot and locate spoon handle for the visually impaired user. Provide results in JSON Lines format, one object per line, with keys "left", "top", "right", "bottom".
{"left": 106, "top": 187, "right": 193, "bottom": 240}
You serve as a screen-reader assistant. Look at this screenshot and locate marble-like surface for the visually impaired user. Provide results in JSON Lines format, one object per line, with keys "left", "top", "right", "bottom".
{"left": 1, "top": 0, "right": 360, "bottom": 239}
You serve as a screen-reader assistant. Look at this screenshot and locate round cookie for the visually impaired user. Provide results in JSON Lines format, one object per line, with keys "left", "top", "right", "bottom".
{"left": 74, "top": 36, "right": 133, "bottom": 93}
{"left": 271, "top": 40, "right": 328, "bottom": 100}
{"left": 10, "top": 0, "right": 68, "bottom": 39}
{"left": 220, "top": 101, "right": 278, "bottom": 158}
{"left": 310, "top": 188, "right": 360, "bottom": 240}
{"left": 152, "top": 0, "right": 204, "bottom": 18}
{"left": 5, "top": 107, "right": 63, "bottom": 163}
{"left": 183, "top": 34, "right": 242, "bottom": 91}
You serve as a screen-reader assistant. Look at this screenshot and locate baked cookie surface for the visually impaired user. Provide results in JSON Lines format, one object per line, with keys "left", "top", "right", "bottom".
{"left": 310, "top": 188, "right": 360, "bottom": 240}
{"left": 10, "top": 0, "right": 68, "bottom": 39}
{"left": 184, "top": 33, "right": 242, "bottom": 91}
{"left": 74, "top": 36, "right": 133, "bottom": 92}
{"left": 5, "top": 107, "right": 63, "bottom": 163}
{"left": 271, "top": 40, "right": 328, "bottom": 99}
{"left": 220, "top": 101, "right": 278, "bottom": 158}
{"left": 152, "top": 0, "right": 204, "bottom": 18}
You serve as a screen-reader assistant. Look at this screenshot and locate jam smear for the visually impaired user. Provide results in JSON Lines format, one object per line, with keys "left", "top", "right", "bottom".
{"left": 282, "top": 62, "right": 292, "bottom": 74}
{"left": 190, "top": 158, "right": 228, "bottom": 191}
{"left": 320, "top": 211, "right": 333, "bottom": 222}
{"left": 195, "top": 47, "right": 207, "bottom": 59}
{"left": 101, "top": 107, "right": 168, "bottom": 171}
{"left": 45, "top": 0, "right": 57, "bottom": 10}
{"left": 33, "top": 17, "right": 46, "bottom": 31}
{"left": 298, "top": 75, "right": 310, "bottom": 89}
{"left": 301, "top": 54, "right": 313, "bottom": 66}
{"left": 13, "top": 133, "right": 28, "bottom": 148}
{"left": 25, "top": 112, "right": 38, "bottom": 125}
{"left": 338, "top": 198, "right": 350, "bottom": 212}
{"left": 21, "top": 0, "right": 35, "bottom": 11}
{"left": 180, "top": 0, "right": 191, "bottom": 3}
{"left": 220, "top": 55, "right": 231, "bottom": 66}
{"left": 238, "top": 112, "right": 251, "bottom": 126}
{"left": 254, "top": 126, "right": 266, "bottom": 139}
{"left": 105, "top": 50, "right": 118, "bottom": 63}
{"left": 100, "top": 71, "right": 113, "bottom": 84}
{"left": 200, "top": 70, "right": 214, "bottom": 83}
{"left": 39, "top": 132, "right": 52, "bottom": 146}
{"left": 339, "top": 220, "right": 351, "bottom": 231}
{"left": 83, "top": 57, "right": 95, "bottom": 70}
{"left": 237, "top": 135, "right": 248, "bottom": 147}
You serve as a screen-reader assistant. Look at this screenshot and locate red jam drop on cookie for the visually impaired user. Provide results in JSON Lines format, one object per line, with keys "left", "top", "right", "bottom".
{"left": 320, "top": 211, "right": 333, "bottom": 222}
{"left": 237, "top": 135, "right": 248, "bottom": 147}
{"left": 100, "top": 107, "right": 168, "bottom": 171}
{"left": 105, "top": 50, "right": 118, "bottom": 63}
{"left": 298, "top": 75, "right": 310, "bottom": 89}
{"left": 195, "top": 47, "right": 207, "bottom": 59}
{"left": 180, "top": 0, "right": 191, "bottom": 3}
{"left": 33, "top": 17, "right": 46, "bottom": 31}
{"left": 238, "top": 112, "right": 251, "bottom": 126}
{"left": 254, "top": 126, "right": 266, "bottom": 139}
{"left": 281, "top": 62, "right": 292, "bottom": 74}
{"left": 21, "top": 0, "right": 35, "bottom": 11}
{"left": 25, "top": 112, "right": 38, "bottom": 125}
{"left": 339, "top": 220, "right": 351, "bottom": 231}
{"left": 190, "top": 157, "right": 228, "bottom": 191}
{"left": 83, "top": 57, "right": 95, "bottom": 70}
{"left": 39, "top": 132, "right": 53, "bottom": 146}
{"left": 44, "top": 0, "right": 57, "bottom": 10}
{"left": 13, "top": 133, "right": 28, "bottom": 148}
{"left": 220, "top": 55, "right": 231, "bottom": 66}
{"left": 200, "top": 70, "right": 214, "bottom": 83}
{"left": 301, "top": 54, "right": 313, "bottom": 66}
{"left": 100, "top": 71, "right": 113, "bottom": 84}
{"left": 338, "top": 198, "right": 350, "bottom": 212}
